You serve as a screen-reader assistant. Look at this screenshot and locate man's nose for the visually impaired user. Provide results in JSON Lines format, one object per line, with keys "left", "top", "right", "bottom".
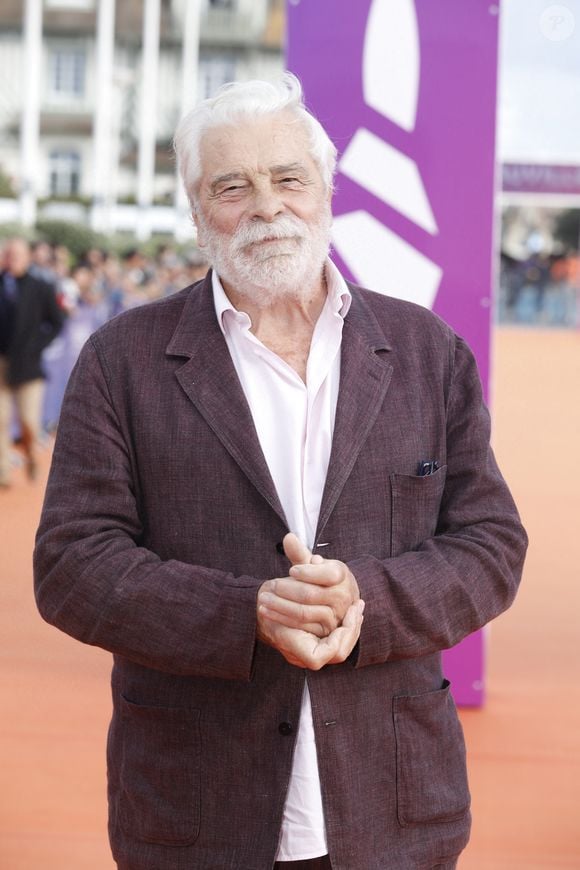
{"left": 250, "top": 184, "right": 284, "bottom": 222}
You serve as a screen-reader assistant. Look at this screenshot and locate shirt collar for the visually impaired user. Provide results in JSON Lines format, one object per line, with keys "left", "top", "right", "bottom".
{"left": 212, "top": 268, "right": 249, "bottom": 335}
{"left": 211, "top": 258, "right": 352, "bottom": 337}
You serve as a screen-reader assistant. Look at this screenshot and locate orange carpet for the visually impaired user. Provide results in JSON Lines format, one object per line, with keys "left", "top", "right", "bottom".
{"left": 0, "top": 326, "right": 578, "bottom": 869}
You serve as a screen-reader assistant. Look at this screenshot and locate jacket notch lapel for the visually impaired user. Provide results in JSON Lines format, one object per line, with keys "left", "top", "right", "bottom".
{"left": 166, "top": 274, "right": 287, "bottom": 527}
{"left": 316, "top": 290, "right": 394, "bottom": 538}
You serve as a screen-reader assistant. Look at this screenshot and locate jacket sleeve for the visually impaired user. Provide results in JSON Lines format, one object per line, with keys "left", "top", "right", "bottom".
{"left": 33, "top": 337, "right": 259, "bottom": 680}
{"left": 350, "top": 334, "right": 528, "bottom": 668}
{"left": 39, "top": 280, "right": 66, "bottom": 351}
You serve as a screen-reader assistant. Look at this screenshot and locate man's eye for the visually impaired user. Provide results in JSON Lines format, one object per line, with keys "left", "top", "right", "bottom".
{"left": 219, "top": 185, "right": 246, "bottom": 196}
{"left": 280, "top": 177, "right": 299, "bottom": 184}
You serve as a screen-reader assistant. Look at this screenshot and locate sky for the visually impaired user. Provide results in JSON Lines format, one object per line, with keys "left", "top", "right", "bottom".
{"left": 499, "top": 0, "right": 580, "bottom": 163}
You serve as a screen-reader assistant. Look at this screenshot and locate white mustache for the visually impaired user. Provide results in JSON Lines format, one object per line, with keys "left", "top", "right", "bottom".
{"left": 233, "top": 216, "right": 307, "bottom": 251}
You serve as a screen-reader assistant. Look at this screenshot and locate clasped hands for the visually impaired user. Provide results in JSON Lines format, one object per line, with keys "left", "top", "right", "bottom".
{"left": 256, "top": 533, "right": 364, "bottom": 670}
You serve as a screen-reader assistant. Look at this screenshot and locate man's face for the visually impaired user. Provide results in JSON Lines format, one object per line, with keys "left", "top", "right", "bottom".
{"left": 4, "top": 239, "right": 31, "bottom": 278}
{"left": 32, "top": 242, "right": 52, "bottom": 266}
{"left": 193, "top": 111, "right": 332, "bottom": 305}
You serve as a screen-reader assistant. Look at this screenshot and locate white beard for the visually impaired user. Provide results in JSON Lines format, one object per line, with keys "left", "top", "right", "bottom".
{"left": 196, "top": 208, "right": 332, "bottom": 308}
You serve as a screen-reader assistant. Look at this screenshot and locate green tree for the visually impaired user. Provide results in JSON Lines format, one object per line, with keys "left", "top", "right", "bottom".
{"left": 35, "top": 219, "right": 108, "bottom": 261}
{"left": 0, "top": 166, "right": 16, "bottom": 198}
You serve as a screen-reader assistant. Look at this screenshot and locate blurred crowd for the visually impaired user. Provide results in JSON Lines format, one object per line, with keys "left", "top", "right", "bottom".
{"left": 2, "top": 231, "right": 579, "bottom": 488}
{"left": 26, "top": 237, "right": 209, "bottom": 321}
{"left": 499, "top": 250, "right": 580, "bottom": 327}
{"left": 0, "top": 235, "right": 208, "bottom": 486}
{"left": 36, "top": 238, "right": 209, "bottom": 428}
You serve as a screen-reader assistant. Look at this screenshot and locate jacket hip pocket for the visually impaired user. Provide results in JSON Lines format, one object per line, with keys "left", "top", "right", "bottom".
{"left": 117, "top": 695, "right": 201, "bottom": 845}
{"left": 393, "top": 679, "right": 470, "bottom": 826}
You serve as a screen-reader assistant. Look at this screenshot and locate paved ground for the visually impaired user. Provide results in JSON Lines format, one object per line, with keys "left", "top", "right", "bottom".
{"left": 0, "top": 326, "right": 578, "bottom": 869}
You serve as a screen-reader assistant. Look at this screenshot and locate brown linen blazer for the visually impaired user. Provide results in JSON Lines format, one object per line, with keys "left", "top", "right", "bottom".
{"left": 34, "top": 272, "right": 527, "bottom": 870}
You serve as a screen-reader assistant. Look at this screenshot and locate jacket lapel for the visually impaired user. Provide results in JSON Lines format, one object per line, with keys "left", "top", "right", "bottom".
{"left": 316, "top": 287, "right": 393, "bottom": 539}
{"left": 166, "top": 274, "right": 393, "bottom": 538}
{"left": 166, "top": 272, "right": 287, "bottom": 527}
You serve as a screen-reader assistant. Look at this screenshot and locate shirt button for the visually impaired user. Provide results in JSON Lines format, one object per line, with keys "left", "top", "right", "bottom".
{"left": 278, "top": 721, "right": 293, "bottom": 736}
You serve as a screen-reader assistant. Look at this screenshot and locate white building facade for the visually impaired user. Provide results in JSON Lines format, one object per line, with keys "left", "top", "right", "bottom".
{"left": 0, "top": 0, "right": 284, "bottom": 237}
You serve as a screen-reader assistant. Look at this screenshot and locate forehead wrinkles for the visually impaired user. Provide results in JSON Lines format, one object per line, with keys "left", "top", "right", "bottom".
{"left": 199, "top": 115, "right": 316, "bottom": 180}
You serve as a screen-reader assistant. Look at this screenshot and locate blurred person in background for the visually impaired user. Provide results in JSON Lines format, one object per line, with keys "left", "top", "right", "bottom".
{"left": 29, "top": 240, "right": 58, "bottom": 285}
{"left": 51, "top": 244, "right": 77, "bottom": 311}
{"left": 185, "top": 247, "right": 209, "bottom": 283}
{"left": 0, "top": 237, "right": 65, "bottom": 487}
{"left": 80, "top": 246, "right": 108, "bottom": 277}
{"left": 122, "top": 247, "right": 154, "bottom": 287}
{"left": 34, "top": 75, "right": 527, "bottom": 869}
{"left": 57, "top": 255, "right": 81, "bottom": 315}
{"left": 43, "top": 261, "right": 111, "bottom": 431}
{"left": 52, "top": 244, "right": 71, "bottom": 276}
{"left": 155, "top": 242, "right": 181, "bottom": 270}
{"left": 100, "top": 254, "right": 127, "bottom": 318}
{"left": 70, "top": 263, "right": 110, "bottom": 331}
{"left": 58, "top": 263, "right": 109, "bottom": 386}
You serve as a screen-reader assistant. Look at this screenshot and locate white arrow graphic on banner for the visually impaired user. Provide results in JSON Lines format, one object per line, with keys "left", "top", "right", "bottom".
{"left": 332, "top": 211, "right": 441, "bottom": 309}
{"left": 363, "top": 0, "right": 420, "bottom": 131}
{"left": 332, "top": 0, "right": 442, "bottom": 310}
{"left": 339, "top": 128, "right": 438, "bottom": 235}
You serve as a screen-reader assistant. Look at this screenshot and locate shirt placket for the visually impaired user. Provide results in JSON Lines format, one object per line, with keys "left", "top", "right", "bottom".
{"left": 302, "top": 306, "right": 343, "bottom": 545}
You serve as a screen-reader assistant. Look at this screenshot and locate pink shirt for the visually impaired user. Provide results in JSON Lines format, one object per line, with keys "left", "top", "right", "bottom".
{"left": 212, "top": 260, "right": 351, "bottom": 860}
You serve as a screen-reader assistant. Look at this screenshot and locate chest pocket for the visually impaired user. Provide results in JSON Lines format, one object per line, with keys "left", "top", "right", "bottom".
{"left": 390, "top": 465, "right": 447, "bottom": 557}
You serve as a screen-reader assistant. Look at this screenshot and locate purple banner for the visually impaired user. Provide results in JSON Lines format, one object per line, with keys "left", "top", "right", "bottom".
{"left": 287, "top": 0, "right": 501, "bottom": 705}
{"left": 503, "top": 162, "right": 580, "bottom": 195}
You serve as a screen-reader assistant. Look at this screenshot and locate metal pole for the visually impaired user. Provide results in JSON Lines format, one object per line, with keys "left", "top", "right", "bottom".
{"left": 19, "top": 0, "right": 43, "bottom": 228}
{"left": 136, "top": 0, "right": 161, "bottom": 241}
{"left": 91, "top": 0, "right": 116, "bottom": 233}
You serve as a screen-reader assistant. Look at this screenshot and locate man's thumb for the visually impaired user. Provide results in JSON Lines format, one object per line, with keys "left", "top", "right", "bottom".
{"left": 283, "top": 532, "right": 312, "bottom": 566}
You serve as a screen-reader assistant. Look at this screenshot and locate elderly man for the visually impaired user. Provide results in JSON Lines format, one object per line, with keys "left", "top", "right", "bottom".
{"left": 0, "top": 237, "right": 64, "bottom": 487}
{"left": 34, "top": 75, "right": 527, "bottom": 870}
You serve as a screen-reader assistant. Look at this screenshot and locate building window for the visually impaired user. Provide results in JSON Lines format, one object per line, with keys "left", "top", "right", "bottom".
{"left": 199, "top": 55, "right": 236, "bottom": 99}
{"left": 49, "top": 48, "right": 86, "bottom": 99}
{"left": 49, "top": 150, "right": 81, "bottom": 197}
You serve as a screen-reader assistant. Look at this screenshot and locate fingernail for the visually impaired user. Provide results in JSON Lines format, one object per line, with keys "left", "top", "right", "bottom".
{"left": 359, "top": 600, "right": 366, "bottom": 614}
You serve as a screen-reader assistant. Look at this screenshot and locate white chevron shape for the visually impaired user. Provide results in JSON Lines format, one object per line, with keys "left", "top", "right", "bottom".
{"left": 363, "top": 0, "right": 420, "bottom": 132}
{"left": 331, "top": 210, "right": 442, "bottom": 310}
{"left": 339, "top": 128, "right": 438, "bottom": 234}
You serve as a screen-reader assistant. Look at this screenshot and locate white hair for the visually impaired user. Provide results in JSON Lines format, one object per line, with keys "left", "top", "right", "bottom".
{"left": 173, "top": 72, "right": 337, "bottom": 205}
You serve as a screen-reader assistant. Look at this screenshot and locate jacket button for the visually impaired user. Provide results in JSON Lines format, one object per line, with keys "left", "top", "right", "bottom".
{"left": 275, "top": 541, "right": 285, "bottom": 555}
{"left": 278, "top": 721, "right": 293, "bottom": 736}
